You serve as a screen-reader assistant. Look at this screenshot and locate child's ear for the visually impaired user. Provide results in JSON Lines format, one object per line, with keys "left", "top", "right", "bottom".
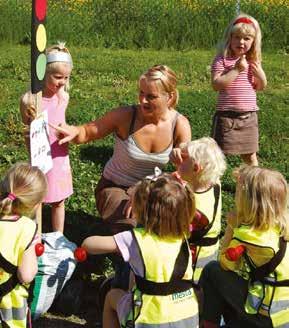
{"left": 193, "top": 162, "right": 202, "bottom": 173}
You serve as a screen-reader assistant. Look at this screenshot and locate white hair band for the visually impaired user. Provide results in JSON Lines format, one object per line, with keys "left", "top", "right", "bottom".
{"left": 46, "top": 52, "right": 73, "bottom": 66}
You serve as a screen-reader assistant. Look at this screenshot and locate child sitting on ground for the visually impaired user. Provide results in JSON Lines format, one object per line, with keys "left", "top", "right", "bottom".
{"left": 0, "top": 163, "right": 47, "bottom": 327}
{"left": 172, "top": 137, "right": 226, "bottom": 283}
{"left": 82, "top": 174, "right": 199, "bottom": 327}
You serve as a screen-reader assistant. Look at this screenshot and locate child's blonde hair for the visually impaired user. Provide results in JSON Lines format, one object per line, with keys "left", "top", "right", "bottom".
{"left": 45, "top": 42, "right": 73, "bottom": 92}
{"left": 20, "top": 42, "right": 72, "bottom": 123}
{"left": 219, "top": 13, "right": 262, "bottom": 62}
{"left": 0, "top": 163, "right": 47, "bottom": 217}
{"left": 180, "top": 137, "right": 226, "bottom": 186}
{"left": 235, "top": 166, "right": 289, "bottom": 239}
{"left": 133, "top": 174, "right": 195, "bottom": 238}
{"left": 139, "top": 65, "right": 179, "bottom": 109}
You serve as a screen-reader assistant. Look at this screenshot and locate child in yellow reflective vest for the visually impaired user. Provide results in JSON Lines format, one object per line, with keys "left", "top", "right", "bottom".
{"left": 171, "top": 137, "right": 226, "bottom": 283}
{"left": 0, "top": 163, "right": 47, "bottom": 327}
{"left": 82, "top": 174, "right": 199, "bottom": 327}
{"left": 200, "top": 166, "right": 289, "bottom": 328}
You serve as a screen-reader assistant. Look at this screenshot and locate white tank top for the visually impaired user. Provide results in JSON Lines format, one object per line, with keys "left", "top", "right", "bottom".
{"left": 103, "top": 107, "right": 179, "bottom": 187}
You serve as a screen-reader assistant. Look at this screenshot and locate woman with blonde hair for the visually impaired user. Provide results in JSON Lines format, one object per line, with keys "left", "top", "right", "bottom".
{"left": 55, "top": 64, "right": 191, "bottom": 234}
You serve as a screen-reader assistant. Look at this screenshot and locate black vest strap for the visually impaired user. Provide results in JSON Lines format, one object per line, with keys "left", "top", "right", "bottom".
{"left": 135, "top": 276, "right": 193, "bottom": 295}
{"left": 0, "top": 253, "right": 17, "bottom": 275}
{"left": 249, "top": 237, "right": 288, "bottom": 286}
{"left": 0, "top": 274, "right": 19, "bottom": 299}
{"left": 189, "top": 184, "right": 220, "bottom": 245}
{"left": 135, "top": 240, "right": 196, "bottom": 295}
{"left": 0, "top": 253, "right": 19, "bottom": 299}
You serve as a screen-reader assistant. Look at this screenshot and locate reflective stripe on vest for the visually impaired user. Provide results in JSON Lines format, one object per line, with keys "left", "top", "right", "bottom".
{"left": 130, "top": 228, "right": 199, "bottom": 326}
{"left": 0, "top": 301, "right": 27, "bottom": 321}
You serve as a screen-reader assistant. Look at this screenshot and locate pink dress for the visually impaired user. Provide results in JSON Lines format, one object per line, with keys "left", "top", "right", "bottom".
{"left": 42, "top": 93, "right": 73, "bottom": 203}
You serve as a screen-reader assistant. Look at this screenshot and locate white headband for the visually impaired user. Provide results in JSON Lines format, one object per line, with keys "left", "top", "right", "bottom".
{"left": 46, "top": 52, "right": 73, "bottom": 67}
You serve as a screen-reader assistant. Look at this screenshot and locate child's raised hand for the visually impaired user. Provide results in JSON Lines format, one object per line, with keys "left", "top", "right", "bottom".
{"left": 234, "top": 55, "right": 248, "bottom": 72}
{"left": 250, "top": 62, "right": 264, "bottom": 79}
{"left": 49, "top": 123, "right": 79, "bottom": 145}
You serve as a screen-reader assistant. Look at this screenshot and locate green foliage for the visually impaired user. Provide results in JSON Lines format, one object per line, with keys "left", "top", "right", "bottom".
{"left": 0, "top": 0, "right": 288, "bottom": 50}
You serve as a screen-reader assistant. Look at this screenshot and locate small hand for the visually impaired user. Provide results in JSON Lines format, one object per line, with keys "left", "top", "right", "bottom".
{"left": 250, "top": 61, "right": 263, "bottom": 78}
{"left": 49, "top": 123, "right": 79, "bottom": 145}
{"left": 235, "top": 55, "right": 248, "bottom": 72}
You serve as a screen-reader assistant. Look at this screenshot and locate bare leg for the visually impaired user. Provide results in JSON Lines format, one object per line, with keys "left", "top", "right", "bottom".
{"left": 51, "top": 200, "right": 65, "bottom": 233}
{"left": 241, "top": 153, "right": 258, "bottom": 166}
{"left": 103, "top": 289, "right": 126, "bottom": 328}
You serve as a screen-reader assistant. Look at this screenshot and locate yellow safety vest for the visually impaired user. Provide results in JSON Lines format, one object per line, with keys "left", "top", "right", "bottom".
{"left": 222, "top": 225, "right": 289, "bottom": 328}
{"left": 0, "top": 216, "right": 37, "bottom": 328}
{"left": 122, "top": 228, "right": 199, "bottom": 327}
{"left": 190, "top": 184, "right": 221, "bottom": 283}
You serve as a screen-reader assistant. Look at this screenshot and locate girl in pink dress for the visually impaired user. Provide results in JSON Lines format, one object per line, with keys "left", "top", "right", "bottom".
{"left": 20, "top": 43, "right": 73, "bottom": 233}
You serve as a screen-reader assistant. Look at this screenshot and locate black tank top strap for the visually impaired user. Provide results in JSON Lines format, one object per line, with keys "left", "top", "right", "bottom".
{"left": 172, "top": 111, "right": 180, "bottom": 142}
{"left": 128, "top": 105, "right": 138, "bottom": 135}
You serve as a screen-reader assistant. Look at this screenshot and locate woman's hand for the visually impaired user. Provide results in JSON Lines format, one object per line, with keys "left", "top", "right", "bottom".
{"left": 50, "top": 123, "right": 80, "bottom": 145}
{"left": 169, "top": 147, "right": 183, "bottom": 166}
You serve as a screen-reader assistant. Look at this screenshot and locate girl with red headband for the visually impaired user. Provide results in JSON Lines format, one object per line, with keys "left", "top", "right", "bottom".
{"left": 211, "top": 14, "right": 267, "bottom": 166}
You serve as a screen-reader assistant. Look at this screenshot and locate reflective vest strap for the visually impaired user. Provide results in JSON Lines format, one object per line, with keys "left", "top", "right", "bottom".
{"left": 263, "top": 278, "right": 289, "bottom": 287}
{"left": 189, "top": 184, "right": 220, "bottom": 244}
{"left": 251, "top": 237, "right": 286, "bottom": 282}
{"left": 0, "top": 253, "right": 19, "bottom": 300}
{"left": 135, "top": 240, "right": 196, "bottom": 295}
{"left": 0, "top": 253, "right": 17, "bottom": 275}
{"left": 172, "top": 240, "right": 189, "bottom": 280}
{"left": 0, "top": 274, "right": 19, "bottom": 299}
{"left": 194, "top": 235, "right": 219, "bottom": 246}
{"left": 135, "top": 275, "right": 193, "bottom": 295}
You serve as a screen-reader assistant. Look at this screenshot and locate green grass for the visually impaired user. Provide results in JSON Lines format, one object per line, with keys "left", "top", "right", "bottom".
{"left": 0, "top": 44, "right": 288, "bottom": 243}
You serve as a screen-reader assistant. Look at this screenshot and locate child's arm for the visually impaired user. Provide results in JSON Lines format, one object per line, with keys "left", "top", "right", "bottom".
{"left": 81, "top": 236, "right": 119, "bottom": 255}
{"left": 19, "top": 94, "right": 36, "bottom": 151}
{"left": 250, "top": 62, "right": 267, "bottom": 90}
{"left": 212, "top": 55, "right": 247, "bottom": 91}
{"left": 17, "top": 244, "right": 38, "bottom": 284}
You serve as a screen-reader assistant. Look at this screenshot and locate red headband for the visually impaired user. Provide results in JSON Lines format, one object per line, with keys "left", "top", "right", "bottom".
{"left": 233, "top": 17, "right": 254, "bottom": 27}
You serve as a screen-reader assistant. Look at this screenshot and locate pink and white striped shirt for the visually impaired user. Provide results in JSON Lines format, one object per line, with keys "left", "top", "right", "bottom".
{"left": 211, "top": 55, "right": 258, "bottom": 112}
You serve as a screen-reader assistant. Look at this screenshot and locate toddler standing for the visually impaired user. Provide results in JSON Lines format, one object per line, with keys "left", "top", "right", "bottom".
{"left": 211, "top": 14, "right": 267, "bottom": 166}
{"left": 20, "top": 43, "right": 73, "bottom": 233}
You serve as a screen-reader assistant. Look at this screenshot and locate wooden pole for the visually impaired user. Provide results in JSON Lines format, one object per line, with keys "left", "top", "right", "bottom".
{"left": 31, "top": 0, "right": 47, "bottom": 234}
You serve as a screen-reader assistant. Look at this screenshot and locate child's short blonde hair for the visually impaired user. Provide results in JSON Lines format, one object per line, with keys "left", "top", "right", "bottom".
{"left": 180, "top": 137, "right": 226, "bottom": 186}
{"left": 0, "top": 163, "right": 47, "bottom": 217}
{"left": 235, "top": 166, "right": 289, "bottom": 239}
{"left": 133, "top": 174, "right": 195, "bottom": 238}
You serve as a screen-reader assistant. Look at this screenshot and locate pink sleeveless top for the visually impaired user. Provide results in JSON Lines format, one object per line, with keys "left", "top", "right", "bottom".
{"left": 42, "top": 94, "right": 73, "bottom": 203}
